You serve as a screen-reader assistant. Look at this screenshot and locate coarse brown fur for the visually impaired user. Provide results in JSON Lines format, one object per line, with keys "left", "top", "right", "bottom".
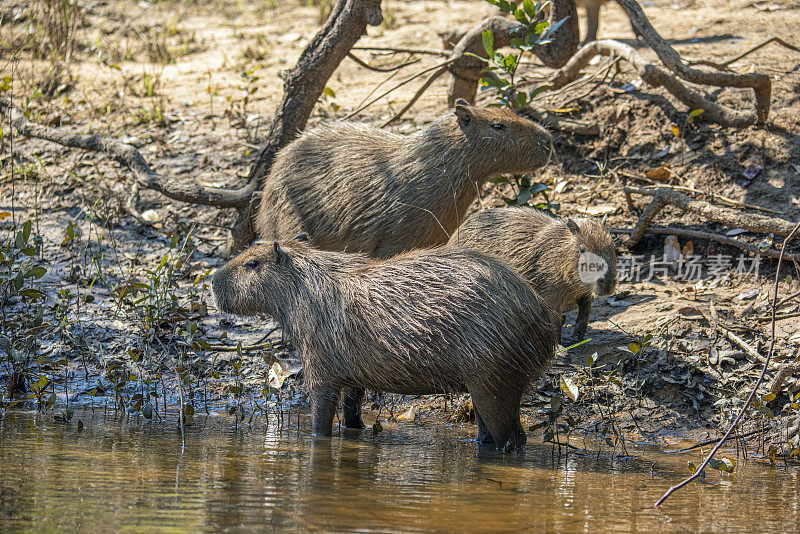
{"left": 212, "top": 239, "right": 557, "bottom": 450}
{"left": 255, "top": 100, "right": 552, "bottom": 258}
{"left": 448, "top": 207, "right": 617, "bottom": 341}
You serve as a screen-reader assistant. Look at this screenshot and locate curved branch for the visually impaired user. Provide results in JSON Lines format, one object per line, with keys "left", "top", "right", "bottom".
{"left": 548, "top": 40, "right": 764, "bottom": 127}
{"left": 0, "top": 100, "right": 255, "bottom": 208}
{"left": 614, "top": 0, "right": 771, "bottom": 124}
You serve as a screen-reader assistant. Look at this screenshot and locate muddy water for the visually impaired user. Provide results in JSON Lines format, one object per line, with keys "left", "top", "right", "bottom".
{"left": 0, "top": 412, "right": 798, "bottom": 533}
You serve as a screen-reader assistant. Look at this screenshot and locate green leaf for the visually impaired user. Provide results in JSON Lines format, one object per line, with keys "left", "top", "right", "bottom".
{"left": 18, "top": 289, "right": 45, "bottom": 299}
{"left": 27, "top": 266, "right": 47, "bottom": 279}
{"left": 689, "top": 108, "right": 705, "bottom": 118}
{"left": 523, "top": 0, "right": 536, "bottom": 18}
{"left": 586, "top": 352, "right": 599, "bottom": 366}
{"left": 482, "top": 29, "right": 494, "bottom": 57}
{"left": 761, "top": 393, "right": 776, "bottom": 403}
{"left": 513, "top": 8, "right": 528, "bottom": 23}
{"left": 628, "top": 342, "right": 640, "bottom": 354}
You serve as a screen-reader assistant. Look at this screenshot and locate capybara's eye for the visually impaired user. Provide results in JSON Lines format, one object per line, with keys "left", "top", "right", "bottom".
{"left": 245, "top": 259, "right": 260, "bottom": 269}
{"left": 491, "top": 123, "right": 506, "bottom": 131}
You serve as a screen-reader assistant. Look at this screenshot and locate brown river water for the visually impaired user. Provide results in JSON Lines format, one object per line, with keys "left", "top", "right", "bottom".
{"left": 0, "top": 410, "right": 798, "bottom": 532}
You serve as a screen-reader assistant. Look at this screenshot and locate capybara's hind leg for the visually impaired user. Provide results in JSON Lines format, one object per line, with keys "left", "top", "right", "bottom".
{"left": 311, "top": 385, "right": 340, "bottom": 436}
{"left": 469, "top": 387, "right": 526, "bottom": 451}
{"left": 342, "top": 387, "right": 365, "bottom": 429}
{"left": 475, "top": 409, "right": 495, "bottom": 444}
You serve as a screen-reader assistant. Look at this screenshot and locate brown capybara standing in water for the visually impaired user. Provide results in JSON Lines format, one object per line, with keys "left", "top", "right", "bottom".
{"left": 212, "top": 239, "right": 557, "bottom": 451}
{"left": 448, "top": 207, "right": 617, "bottom": 342}
{"left": 255, "top": 99, "right": 552, "bottom": 258}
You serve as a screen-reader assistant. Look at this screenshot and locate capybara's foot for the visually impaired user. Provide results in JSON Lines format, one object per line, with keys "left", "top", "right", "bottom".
{"left": 342, "top": 387, "right": 366, "bottom": 429}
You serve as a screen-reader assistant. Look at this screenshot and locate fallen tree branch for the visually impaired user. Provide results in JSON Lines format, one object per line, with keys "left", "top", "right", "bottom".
{"left": 769, "top": 350, "right": 800, "bottom": 399}
{"left": 547, "top": 39, "right": 767, "bottom": 127}
{"left": 0, "top": 100, "right": 256, "bottom": 208}
{"left": 351, "top": 45, "right": 448, "bottom": 57}
{"left": 688, "top": 36, "right": 800, "bottom": 71}
{"left": 614, "top": 0, "right": 771, "bottom": 125}
{"left": 631, "top": 183, "right": 782, "bottom": 215}
{"left": 656, "top": 220, "right": 800, "bottom": 507}
{"left": 721, "top": 328, "right": 768, "bottom": 365}
{"left": 612, "top": 225, "right": 800, "bottom": 262}
{"left": 624, "top": 186, "right": 798, "bottom": 248}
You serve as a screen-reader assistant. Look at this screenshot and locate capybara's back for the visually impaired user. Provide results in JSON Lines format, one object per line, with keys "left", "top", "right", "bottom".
{"left": 213, "top": 240, "right": 557, "bottom": 450}
{"left": 449, "top": 207, "right": 616, "bottom": 340}
{"left": 255, "top": 100, "right": 552, "bottom": 258}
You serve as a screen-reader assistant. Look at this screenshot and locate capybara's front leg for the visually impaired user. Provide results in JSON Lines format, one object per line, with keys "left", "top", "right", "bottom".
{"left": 311, "top": 385, "right": 340, "bottom": 436}
{"left": 342, "top": 387, "right": 365, "bottom": 429}
{"left": 574, "top": 294, "right": 593, "bottom": 342}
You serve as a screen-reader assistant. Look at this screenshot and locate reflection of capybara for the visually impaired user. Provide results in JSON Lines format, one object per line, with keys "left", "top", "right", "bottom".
{"left": 255, "top": 99, "right": 552, "bottom": 258}
{"left": 448, "top": 207, "right": 617, "bottom": 342}
{"left": 212, "top": 239, "right": 557, "bottom": 450}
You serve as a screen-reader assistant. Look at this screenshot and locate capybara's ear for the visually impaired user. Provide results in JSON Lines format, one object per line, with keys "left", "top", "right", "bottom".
{"left": 566, "top": 219, "right": 580, "bottom": 235}
{"left": 454, "top": 99, "right": 472, "bottom": 126}
{"left": 294, "top": 233, "right": 309, "bottom": 243}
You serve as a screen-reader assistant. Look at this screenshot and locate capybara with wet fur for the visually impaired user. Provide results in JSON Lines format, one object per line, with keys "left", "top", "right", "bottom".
{"left": 255, "top": 99, "right": 552, "bottom": 258}
{"left": 212, "top": 239, "right": 558, "bottom": 450}
{"left": 448, "top": 207, "right": 617, "bottom": 342}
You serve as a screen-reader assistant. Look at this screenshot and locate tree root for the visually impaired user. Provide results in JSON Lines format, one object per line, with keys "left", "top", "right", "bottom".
{"left": 624, "top": 186, "right": 798, "bottom": 248}
{"left": 0, "top": 100, "right": 256, "bottom": 208}
{"left": 613, "top": 0, "right": 771, "bottom": 125}
{"left": 446, "top": 0, "right": 772, "bottom": 127}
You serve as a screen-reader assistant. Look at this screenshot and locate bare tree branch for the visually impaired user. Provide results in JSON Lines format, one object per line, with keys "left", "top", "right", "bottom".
{"left": 625, "top": 186, "right": 798, "bottom": 247}
{"left": 614, "top": 0, "right": 771, "bottom": 124}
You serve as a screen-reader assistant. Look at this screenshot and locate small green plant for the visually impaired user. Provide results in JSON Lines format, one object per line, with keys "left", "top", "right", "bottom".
{"left": 0, "top": 218, "right": 51, "bottom": 405}
{"left": 225, "top": 65, "right": 262, "bottom": 140}
{"left": 477, "top": 0, "right": 565, "bottom": 210}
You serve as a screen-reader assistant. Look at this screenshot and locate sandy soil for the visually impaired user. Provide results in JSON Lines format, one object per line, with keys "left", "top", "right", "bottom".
{"left": 1, "top": 0, "right": 800, "bottom": 449}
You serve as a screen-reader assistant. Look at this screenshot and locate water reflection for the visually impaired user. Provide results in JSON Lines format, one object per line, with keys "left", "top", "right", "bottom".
{"left": 0, "top": 411, "right": 798, "bottom": 532}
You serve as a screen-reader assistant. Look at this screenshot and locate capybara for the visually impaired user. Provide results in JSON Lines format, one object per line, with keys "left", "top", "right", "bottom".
{"left": 448, "top": 207, "right": 617, "bottom": 342}
{"left": 255, "top": 99, "right": 552, "bottom": 258}
{"left": 212, "top": 239, "right": 558, "bottom": 450}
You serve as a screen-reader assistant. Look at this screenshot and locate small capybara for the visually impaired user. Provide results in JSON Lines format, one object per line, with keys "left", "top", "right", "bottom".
{"left": 255, "top": 99, "right": 552, "bottom": 258}
{"left": 448, "top": 207, "right": 617, "bottom": 342}
{"left": 212, "top": 239, "right": 558, "bottom": 451}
